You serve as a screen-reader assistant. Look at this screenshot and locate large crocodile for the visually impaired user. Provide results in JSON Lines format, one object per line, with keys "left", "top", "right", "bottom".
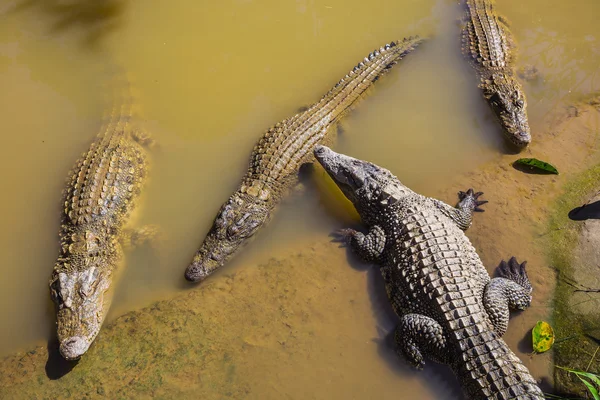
{"left": 185, "top": 37, "right": 424, "bottom": 282}
{"left": 314, "top": 145, "right": 544, "bottom": 399}
{"left": 462, "top": 0, "right": 532, "bottom": 148}
{"left": 49, "top": 76, "right": 152, "bottom": 360}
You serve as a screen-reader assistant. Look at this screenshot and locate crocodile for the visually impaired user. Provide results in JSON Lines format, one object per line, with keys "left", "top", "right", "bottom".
{"left": 184, "top": 36, "right": 424, "bottom": 282}
{"left": 314, "top": 145, "right": 544, "bottom": 399}
{"left": 461, "top": 0, "right": 532, "bottom": 148}
{"left": 49, "top": 76, "right": 151, "bottom": 360}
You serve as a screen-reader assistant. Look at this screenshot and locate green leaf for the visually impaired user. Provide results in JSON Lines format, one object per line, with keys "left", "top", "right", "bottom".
{"left": 576, "top": 375, "right": 600, "bottom": 400}
{"left": 556, "top": 366, "right": 600, "bottom": 400}
{"left": 513, "top": 158, "right": 559, "bottom": 174}
{"left": 532, "top": 321, "right": 555, "bottom": 353}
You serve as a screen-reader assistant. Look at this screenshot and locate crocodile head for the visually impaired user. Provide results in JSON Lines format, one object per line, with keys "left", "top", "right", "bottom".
{"left": 185, "top": 192, "right": 270, "bottom": 282}
{"left": 314, "top": 145, "right": 405, "bottom": 223}
{"left": 481, "top": 74, "right": 531, "bottom": 148}
{"left": 50, "top": 230, "right": 116, "bottom": 360}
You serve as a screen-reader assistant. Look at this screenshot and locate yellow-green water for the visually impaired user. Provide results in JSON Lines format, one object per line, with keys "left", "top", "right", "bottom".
{"left": 0, "top": 0, "right": 599, "bottom": 398}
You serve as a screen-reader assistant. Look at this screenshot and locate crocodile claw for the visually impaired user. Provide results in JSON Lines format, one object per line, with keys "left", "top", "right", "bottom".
{"left": 496, "top": 256, "right": 532, "bottom": 291}
{"left": 331, "top": 228, "right": 356, "bottom": 246}
{"left": 458, "top": 188, "right": 488, "bottom": 212}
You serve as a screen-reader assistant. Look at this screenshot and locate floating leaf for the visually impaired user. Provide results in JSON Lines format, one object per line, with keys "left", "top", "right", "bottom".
{"left": 532, "top": 321, "right": 555, "bottom": 353}
{"left": 513, "top": 158, "right": 559, "bottom": 174}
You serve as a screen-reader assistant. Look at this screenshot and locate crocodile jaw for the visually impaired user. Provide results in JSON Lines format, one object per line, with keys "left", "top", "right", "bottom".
{"left": 185, "top": 192, "right": 270, "bottom": 282}
{"left": 481, "top": 74, "right": 531, "bottom": 148}
{"left": 50, "top": 265, "right": 112, "bottom": 360}
{"left": 314, "top": 145, "right": 394, "bottom": 208}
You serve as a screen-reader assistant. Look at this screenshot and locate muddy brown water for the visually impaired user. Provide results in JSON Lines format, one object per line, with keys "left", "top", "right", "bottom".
{"left": 0, "top": 0, "right": 599, "bottom": 398}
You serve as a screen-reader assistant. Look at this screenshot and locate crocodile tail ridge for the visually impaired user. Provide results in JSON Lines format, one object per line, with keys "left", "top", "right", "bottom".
{"left": 317, "top": 36, "right": 425, "bottom": 109}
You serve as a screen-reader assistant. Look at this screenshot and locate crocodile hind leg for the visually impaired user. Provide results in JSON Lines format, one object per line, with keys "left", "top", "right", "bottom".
{"left": 121, "top": 225, "right": 161, "bottom": 249}
{"left": 131, "top": 128, "right": 156, "bottom": 148}
{"left": 394, "top": 314, "right": 449, "bottom": 369}
{"left": 332, "top": 225, "right": 385, "bottom": 262}
{"left": 483, "top": 257, "right": 533, "bottom": 336}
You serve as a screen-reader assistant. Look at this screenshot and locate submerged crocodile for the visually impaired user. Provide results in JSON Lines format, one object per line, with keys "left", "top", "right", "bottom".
{"left": 462, "top": 0, "right": 531, "bottom": 148}
{"left": 49, "top": 77, "right": 152, "bottom": 360}
{"left": 185, "top": 37, "right": 424, "bottom": 282}
{"left": 314, "top": 145, "right": 544, "bottom": 399}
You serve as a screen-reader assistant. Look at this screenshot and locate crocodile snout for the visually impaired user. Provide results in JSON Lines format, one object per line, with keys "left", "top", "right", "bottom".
{"left": 59, "top": 336, "right": 90, "bottom": 360}
{"left": 314, "top": 145, "right": 326, "bottom": 157}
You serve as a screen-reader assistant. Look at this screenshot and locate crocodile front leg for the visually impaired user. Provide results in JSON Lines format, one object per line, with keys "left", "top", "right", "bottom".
{"left": 483, "top": 257, "right": 533, "bottom": 336}
{"left": 333, "top": 225, "right": 385, "bottom": 262}
{"left": 433, "top": 188, "right": 487, "bottom": 230}
{"left": 394, "top": 314, "right": 449, "bottom": 369}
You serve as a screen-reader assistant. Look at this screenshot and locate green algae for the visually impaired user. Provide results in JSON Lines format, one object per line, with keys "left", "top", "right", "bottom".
{"left": 546, "top": 163, "right": 600, "bottom": 397}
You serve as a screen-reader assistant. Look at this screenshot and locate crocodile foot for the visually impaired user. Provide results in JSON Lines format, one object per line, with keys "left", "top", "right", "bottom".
{"left": 457, "top": 188, "right": 488, "bottom": 212}
{"left": 131, "top": 129, "right": 156, "bottom": 148}
{"left": 122, "top": 224, "right": 162, "bottom": 248}
{"left": 517, "top": 64, "right": 539, "bottom": 81}
{"left": 496, "top": 256, "right": 532, "bottom": 292}
{"left": 331, "top": 228, "right": 356, "bottom": 246}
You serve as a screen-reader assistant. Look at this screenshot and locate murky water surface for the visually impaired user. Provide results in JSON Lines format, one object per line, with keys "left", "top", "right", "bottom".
{"left": 0, "top": 0, "right": 599, "bottom": 398}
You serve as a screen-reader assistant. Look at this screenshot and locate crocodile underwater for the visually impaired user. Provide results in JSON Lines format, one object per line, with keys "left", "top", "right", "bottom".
{"left": 49, "top": 78, "right": 151, "bottom": 360}
{"left": 314, "top": 145, "right": 544, "bottom": 399}
{"left": 185, "top": 36, "right": 424, "bottom": 282}
{"left": 462, "top": 0, "right": 532, "bottom": 148}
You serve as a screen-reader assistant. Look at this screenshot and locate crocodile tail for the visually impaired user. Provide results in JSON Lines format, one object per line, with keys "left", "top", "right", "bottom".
{"left": 96, "top": 65, "right": 140, "bottom": 142}
{"left": 456, "top": 330, "right": 544, "bottom": 399}
{"left": 313, "top": 35, "right": 424, "bottom": 123}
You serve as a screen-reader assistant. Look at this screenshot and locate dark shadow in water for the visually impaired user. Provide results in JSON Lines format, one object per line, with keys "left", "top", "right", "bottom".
{"left": 11, "top": 0, "right": 127, "bottom": 48}
{"left": 45, "top": 337, "right": 78, "bottom": 380}
{"left": 501, "top": 140, "right": 527, "bottom": 156}
{"left": 568, "top": 200, "right": 600, "bottom": 220}
{"left": 517, "top": 324, "right": 534, "bottom": 354}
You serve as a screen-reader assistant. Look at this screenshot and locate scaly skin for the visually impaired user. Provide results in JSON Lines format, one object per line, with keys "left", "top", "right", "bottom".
{"left": 462, "top": 0, "right": 531, "bottom": 148}
{"left": 49, "top": 78, "right": 150, "bottom": 360}
{"left": 185, "top": 37, "right": 424, "bottom": 282}
{"left": 314, "top": 145, "right": 544, "bottom": 399}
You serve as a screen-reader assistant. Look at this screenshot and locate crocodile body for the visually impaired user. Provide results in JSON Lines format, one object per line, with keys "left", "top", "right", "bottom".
{"left": 462, "top": 0, "right": 531, "bottom": 148}
{"left": 184, "top": 37, "right": 424, "bottom": 282}
{"left": 49, "top": 79, "right": 150, "bottom": 360}
{"left": 314, "top": 145, "right": 544, "bottom": 399}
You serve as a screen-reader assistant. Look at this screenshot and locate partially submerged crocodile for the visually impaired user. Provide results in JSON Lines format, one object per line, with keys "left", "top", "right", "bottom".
{"left": 49, "top": 77, "right": 151, "bottom": 360}
{"left": 314, "top": 145, "right": 544, "bottom": 399}
{"left": 462, "top": 0, "right": 532, "bottom": 148}
{"left": 185, "top": 37, "right": 424, "bottom": 282}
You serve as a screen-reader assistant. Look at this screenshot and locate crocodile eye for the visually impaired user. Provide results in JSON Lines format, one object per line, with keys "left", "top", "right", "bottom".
{"left": 50, "top": 279, "right": 62, "bottom": 304}
{"left": 215, "top": 204, "right": 233, "bottom": 229}
{"left": 516, "top": 99, "right": 524, "bottom": 108}
{"left": 227, "top": 212, "right": 263, "bottom": 239}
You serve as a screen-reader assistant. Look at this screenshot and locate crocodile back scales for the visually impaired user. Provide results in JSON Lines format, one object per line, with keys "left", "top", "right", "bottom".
{"left": 57, "top": 72, "right": 147, "bottom": 273}
{"left": 239, "top": 36, "right": 423, "bottom": 202}
{"left": 462, "top": 0, "right": 513, "bottom": 70}
{"left": 382, "top": 197, "right": 542, "bottom": 399}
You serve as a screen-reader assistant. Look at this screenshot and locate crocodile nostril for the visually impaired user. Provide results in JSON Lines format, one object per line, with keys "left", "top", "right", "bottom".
{"left": 59, "top": 336, "right": 89, "bottom": 360}
{"left": 314, "top": 145, "right": 325, "bottom": 156}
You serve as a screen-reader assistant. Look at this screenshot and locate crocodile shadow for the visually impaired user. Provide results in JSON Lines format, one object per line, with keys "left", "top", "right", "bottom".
{"left": 331, "top": 241, "right": 463, "bottom": 398}
{"left": 365, "top": 267, "right": 465, "bottom": 400}
{"left": 45, "top": 336, "right": 78, "bottom": 380}
{"left": 11, "top": 0, "right": 127, "bottom": 47}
